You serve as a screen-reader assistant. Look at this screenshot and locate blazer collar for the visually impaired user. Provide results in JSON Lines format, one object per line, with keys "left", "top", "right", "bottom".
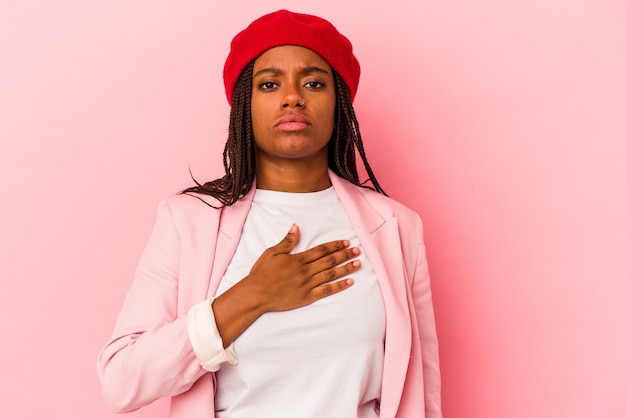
{"left": 328, "top": 170, "right": 388, "bottom": 233}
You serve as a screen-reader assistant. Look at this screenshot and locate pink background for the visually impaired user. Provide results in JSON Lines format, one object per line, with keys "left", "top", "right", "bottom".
{"left": 1, "top": 1, "right": 625, "bottom": 417}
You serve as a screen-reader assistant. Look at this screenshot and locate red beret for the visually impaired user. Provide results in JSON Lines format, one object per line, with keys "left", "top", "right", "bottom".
{"left": 223, "top": 9, "right": 360, "bottom": 105}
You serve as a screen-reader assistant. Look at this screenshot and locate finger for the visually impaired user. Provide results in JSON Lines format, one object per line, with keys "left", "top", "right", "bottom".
{"left": 308, "top": 278, "right": 354, "bottom": 301}
{"left": 311, "top": 259, "right": 361, "bottom": 287}
{"left": 274, "top": 223, "right": 299, "bottom": 254}
{"left": 306, "top": 247, "right": 361, "bottom": 277}
{"left": 298, "top": 239, "right": 351, "bottom": 264}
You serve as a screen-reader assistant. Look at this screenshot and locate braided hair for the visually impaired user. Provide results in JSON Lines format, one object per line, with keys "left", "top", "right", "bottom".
{"left": 181, "top": 60, "right": 386, "bottom": 206}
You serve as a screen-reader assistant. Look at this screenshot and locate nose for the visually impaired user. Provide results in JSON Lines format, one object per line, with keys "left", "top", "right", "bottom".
{"left": 281, "top": 85, "right": 305, "bottom": 109}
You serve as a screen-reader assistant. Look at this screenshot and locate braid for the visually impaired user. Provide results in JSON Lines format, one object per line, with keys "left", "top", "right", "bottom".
{"left": 181, "top": 62, "right": 386, "bottom": 207}
{"left": 181, "top": 61, "right": 256, "bottom": 206}
{"left": 329, "top": 72, "right": 387, "bottom": 195}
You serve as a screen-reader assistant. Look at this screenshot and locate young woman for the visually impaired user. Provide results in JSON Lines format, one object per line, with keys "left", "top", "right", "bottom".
{"left": 98, "top": 9, "right": 441, "bottom": 418}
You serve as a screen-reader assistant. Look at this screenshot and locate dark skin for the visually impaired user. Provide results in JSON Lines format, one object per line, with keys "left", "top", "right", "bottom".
{"left": 251, "top": 46, "right": 336, "bottom": 192}
{"left": 211, "top": 46, "right": 360, "bottom": 347}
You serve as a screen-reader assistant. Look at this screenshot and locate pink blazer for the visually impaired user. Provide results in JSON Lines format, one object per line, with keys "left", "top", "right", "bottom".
{"left": 97, "top": 171, "right": 441, "bottom": 418}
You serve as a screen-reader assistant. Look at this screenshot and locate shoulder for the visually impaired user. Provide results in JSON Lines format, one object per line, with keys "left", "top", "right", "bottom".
{"left": 161, "top": 192, "right": 223, "bottom": 215}
{"left": 353, "top": 184, "right": 424, "bottom": 230}
{"left": 331, "top": 172, "right": 421, "bottom": 223}
{"left": 153, "top": 192, "right": 223, "bottom": 232}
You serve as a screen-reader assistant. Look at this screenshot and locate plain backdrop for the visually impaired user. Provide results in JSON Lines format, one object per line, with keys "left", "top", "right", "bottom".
{"left": 1, "top": 1, "right": 625, "bottom": 417}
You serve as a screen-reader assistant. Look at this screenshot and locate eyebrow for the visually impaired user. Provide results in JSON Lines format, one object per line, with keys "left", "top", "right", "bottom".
{"left": 252, "top": 66, "right": 331, "bottom": 79}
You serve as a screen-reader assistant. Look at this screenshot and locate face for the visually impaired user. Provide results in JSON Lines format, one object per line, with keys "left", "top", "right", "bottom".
{"left": 250, "top": 45, "right": 336, "bottom": 165}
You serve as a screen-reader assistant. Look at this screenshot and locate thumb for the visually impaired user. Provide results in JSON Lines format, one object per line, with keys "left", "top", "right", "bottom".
{"left": 276, "top": 223, "right": 299, "bottom": 253}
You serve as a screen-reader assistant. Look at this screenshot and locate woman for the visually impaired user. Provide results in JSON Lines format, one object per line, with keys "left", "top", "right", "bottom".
{"left": 97, "top": 9, "right": 441, "bottom": 418}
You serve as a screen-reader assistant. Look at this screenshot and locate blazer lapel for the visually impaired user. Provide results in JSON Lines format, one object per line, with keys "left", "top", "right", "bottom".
{"left": 206, "top": 189, "right": 255, "bottom": 299}
{"left": 330, "top": 172, "right": 412, "bottom": 418}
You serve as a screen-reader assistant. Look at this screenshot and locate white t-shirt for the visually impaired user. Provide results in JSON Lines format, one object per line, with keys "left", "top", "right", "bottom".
{"left": 214, "top": 187, "right": 386, "bottom": 418}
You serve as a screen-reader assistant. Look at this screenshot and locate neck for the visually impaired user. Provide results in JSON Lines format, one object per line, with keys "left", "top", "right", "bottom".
{"left": 255, "top": 158, "right": 331, "bottom": 193}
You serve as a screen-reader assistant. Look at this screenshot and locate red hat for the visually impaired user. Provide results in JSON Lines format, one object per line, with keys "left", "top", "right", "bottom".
{"left": 223, "top": 9, "right": 360, "bottom": 105}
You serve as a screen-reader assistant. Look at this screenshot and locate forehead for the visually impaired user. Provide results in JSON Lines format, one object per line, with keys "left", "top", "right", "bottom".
{"left": 253, "top": 45, "right": 332, "bottom": 73}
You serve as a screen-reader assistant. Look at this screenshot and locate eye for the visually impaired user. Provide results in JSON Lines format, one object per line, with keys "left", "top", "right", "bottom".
{"left": 259, "top": 81, "right": 278, "bottom": 90}
{"left": 304, "top": 81, "right": 324, "bottom": 89}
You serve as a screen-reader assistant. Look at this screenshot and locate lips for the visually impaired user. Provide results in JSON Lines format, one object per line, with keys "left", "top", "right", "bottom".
{"left": 275, "top": 114, "right": 311, "bottom": 131}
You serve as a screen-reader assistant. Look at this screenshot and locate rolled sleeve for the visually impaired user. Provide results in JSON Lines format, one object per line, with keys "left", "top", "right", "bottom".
{"left": 187, "top": 298, "right": 239, "bottom": 372}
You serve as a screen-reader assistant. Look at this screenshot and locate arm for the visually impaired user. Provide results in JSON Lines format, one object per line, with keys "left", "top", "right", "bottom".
{"left": 96, "top": 199, "right": 206, "bottom": 413}
{"left": 403, "top": 210, "right": 441, "bottom": 418}
{"left": 412, "top": 241, "right": 442, "bottom": 418}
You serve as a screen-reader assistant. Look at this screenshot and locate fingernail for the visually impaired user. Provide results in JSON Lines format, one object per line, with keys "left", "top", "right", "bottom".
{"left": 352, "top": 260, "right": 361, "bottom": 268}
{"left": 289, "top": 223, "right": 297, "bottom": 233}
